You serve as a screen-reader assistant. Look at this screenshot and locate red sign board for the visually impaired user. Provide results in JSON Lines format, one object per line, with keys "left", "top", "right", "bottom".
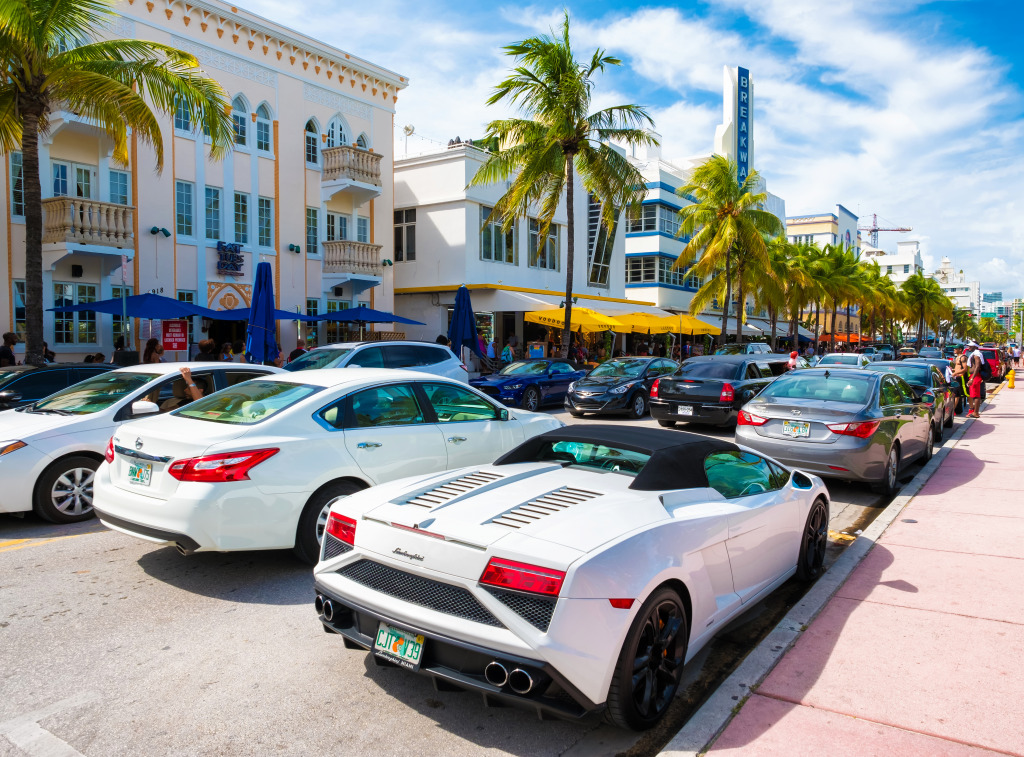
{"left": 162, "top": 320, "right": 189, "bottom": 351}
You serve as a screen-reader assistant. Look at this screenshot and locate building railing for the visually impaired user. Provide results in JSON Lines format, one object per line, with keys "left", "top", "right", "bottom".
{"left": 42, "top": 197, "right": 134, "bottom": 248}
{"left": 322, "top": 145, "right": 382, "bottom": 187}
{"left": 322, "top": 240, "right": 383, "bottom": 276}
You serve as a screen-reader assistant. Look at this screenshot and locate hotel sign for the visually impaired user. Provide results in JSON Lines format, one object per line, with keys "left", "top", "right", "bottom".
{"left": 736, "top": 67, "right": 751, "bottom": 186}
{"left": 216, "top": 241, "right": 244, "bottom": 277}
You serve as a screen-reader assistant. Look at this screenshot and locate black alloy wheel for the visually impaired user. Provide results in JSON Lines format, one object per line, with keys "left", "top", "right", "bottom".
{"left": 521, "top": 387, "right": 541, "bottom": 412}
{"left": 796, "top": 497, "right": 828, "bottom": 581}
{"left": 606, "top": 588, "right": 687, "bottom": 730}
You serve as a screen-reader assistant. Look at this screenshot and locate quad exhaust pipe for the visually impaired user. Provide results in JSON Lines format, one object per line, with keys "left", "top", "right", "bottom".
{"left": 508, "top": 668, "right": 533, "bottom": 694}
{"left": 314, "top": 594, "right": 324, "bottom": 614}
{"left": 315, "top": 594, "right": 334, "bottom": 622}
{"left": 484, "top": 661, "right": 508, "bottom": 688}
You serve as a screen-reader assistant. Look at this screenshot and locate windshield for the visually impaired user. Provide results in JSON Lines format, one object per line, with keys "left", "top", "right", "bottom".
{"left": 760, "top": 374, "right": 871, "bottom": 405}
{"left": 589, "top": 359, "right": 647, "bottom": 378}
{"left": 284, "top": 348, "right": 352, "bottom": 372}
{"left": 499, "top": 361, "right": 549, "bottom": 376}
{"left": 33, "top": 371, "right": 159, "bottom": 415}
{"left": 533, "top": 440, "right": 650, "bottom": 477}
{"left": 819, "top": 355, "right": 859, "bottom": 365}
{"left": 176, "top": 380, "right": 321, "bottom": 424}
{"left": 676, "top": 362, "right": 739, "bottom": 380}
{"left": 866, "top": 365, "right": 930, "bottom": 385}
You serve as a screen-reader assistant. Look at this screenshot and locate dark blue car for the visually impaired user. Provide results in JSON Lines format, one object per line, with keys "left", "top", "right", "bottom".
{"left": 470, "top": 358, "right": 587, "bottom": 411}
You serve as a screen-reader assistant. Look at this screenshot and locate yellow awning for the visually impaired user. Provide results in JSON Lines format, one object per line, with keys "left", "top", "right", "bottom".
{"left": 618, "top": 312, "right": 720, "bottom": 335}
{"left": 524, "top": 307, "right": 627, "bottom": 333}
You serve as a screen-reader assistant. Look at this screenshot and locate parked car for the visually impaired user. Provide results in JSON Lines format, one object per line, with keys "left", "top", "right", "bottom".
{"left": 865, "top": 361, "right": 955, "bottom": 438}
{"left": 94, "top": 369, "right": 563, "bottom": 563}
{"left": 0, "top": 363, "right": 280, "bottom": 524}
{"left": 714, "top": 342, "right": 772, "bottom": 355}
{"left": 811, "top": 352, "right": 872, "bottom": 369}
{"left": 0, "top": 363, "right": 115, "bottom": 410}
{"left": 313, "top": 424, "right": 830, "bottom": 729}
{"left": 917, "top": 347, "right": 943, "bottom": 359}
{"left": 897, "top": 347, "right": 918, "bottom": 360}
{"left": 285, "top": 341, "right": 467, "bottom": 382}
{"left": 735, "top": 368, "right": 933, "bottom": 495}
{"left": 563, "top": 357, "right": 677, "bottom": 419}
{"left": 875, "top": 344, "right": 895, "bottom": 360}
{"left": 471, "top": 359, "right": 586, "bottom": 411}
{"left": 649, "top": 354, "right": 792, "bottom": 428}
{"left": 855, "top": 347, "right": 881, "bottom": 362}
{"left": 943, "top": 346, "right": 958, "bottom": 359}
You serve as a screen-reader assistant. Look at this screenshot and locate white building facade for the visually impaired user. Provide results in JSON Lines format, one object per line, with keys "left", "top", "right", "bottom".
{"left": 787, "top": 204, "right": 861, "bottom": 254}
{"left": 930, "top": 256, "right": 980, "bottom": 316}
{"left": 864, "top": 240, "right": 924, "bottom": 287}
{"left": 2, "top": 0, "right": 406, "bottom": 359}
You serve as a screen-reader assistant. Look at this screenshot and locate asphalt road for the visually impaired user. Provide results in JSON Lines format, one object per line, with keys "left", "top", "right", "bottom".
{"left": 0, "top": 408, "right": 955, "bottom": 757}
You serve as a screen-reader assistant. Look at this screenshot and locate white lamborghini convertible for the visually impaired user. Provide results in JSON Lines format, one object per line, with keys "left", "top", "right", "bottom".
{"left": 312, "top": 425, "right": 830, "bottom": 730}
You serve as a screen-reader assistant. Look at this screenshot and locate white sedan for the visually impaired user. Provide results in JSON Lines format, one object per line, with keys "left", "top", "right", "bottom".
{"left": 93, "top": 369, "right": 563, "bottom": 563}
{"left": 313, "top": 425, "right": 830, "bottom": 730}
{"left": 0, "top": 362, "right": 279, "bottom": 523}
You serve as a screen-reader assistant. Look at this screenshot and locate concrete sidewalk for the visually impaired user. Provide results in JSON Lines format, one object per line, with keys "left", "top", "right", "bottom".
{"left": 705, "top": 386, "right": 1024, "bottom": 757}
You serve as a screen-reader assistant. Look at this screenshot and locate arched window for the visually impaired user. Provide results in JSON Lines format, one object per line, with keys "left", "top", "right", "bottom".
{"left": 325, "top": 117, "right": 348, "bottom": 149}
{"left": 256, "top": 104, "right": 272, "bottom": 152}
{"left": 305, "top": 120, "right": 319, "bottom": 165}
{"left": 232, "top": 97, "right": 248, "bottom": 147}
{"left": 356, "top": 133, "right": 369, "bottom": 149}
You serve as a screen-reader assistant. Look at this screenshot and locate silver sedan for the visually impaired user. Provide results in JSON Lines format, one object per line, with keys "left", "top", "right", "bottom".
{"left": 735, "top": 368, "right": 933, "bottom": 495}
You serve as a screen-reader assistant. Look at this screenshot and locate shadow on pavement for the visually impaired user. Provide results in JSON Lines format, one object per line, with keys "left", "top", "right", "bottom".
{"left": 136, "top": 545, "right": 313, "bottom": 605}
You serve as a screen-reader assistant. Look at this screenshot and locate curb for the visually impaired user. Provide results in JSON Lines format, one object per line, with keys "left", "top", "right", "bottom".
{"left": 658, "top": 380, "right": 1008, "bottom": 757}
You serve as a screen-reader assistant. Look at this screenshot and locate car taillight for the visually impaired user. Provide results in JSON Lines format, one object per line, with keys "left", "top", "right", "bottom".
{"left": 105, "top": 437, "right": 115, "bottom": 464}
{"left": 167, "top": 447, "right": 279, "bottom": 482}
{"left": 650, "top": 378, "right": 660, "bottom": 399}
{"left": 326, "top": 511, "right": 357, "bottom": 545}
{"left": 719, "top": 383, "right": 735, "bottom": 403}
{"left": 737, "top": 410, "right": 768, "bottom": 426}
{"left": 826, "top": 420, "right": 880, "bottom": 439}
{"left": 479, "top": 557, "right": 565, "bottom": 597}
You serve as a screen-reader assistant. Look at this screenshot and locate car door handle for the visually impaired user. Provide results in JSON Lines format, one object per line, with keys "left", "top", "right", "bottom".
{"left": 357, "top": 442, "right": 382, "bottom": 449}
{"left": 447, "top": 436, "right": 467, "bottom": 444}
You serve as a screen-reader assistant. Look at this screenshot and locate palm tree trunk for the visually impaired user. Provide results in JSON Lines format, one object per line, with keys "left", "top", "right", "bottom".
{"left": 814, "top": 299, "right": 821, "bottom": 354}
{"left": 21, "top": 105, "right": 45, "bottom": 367}
{"left": 770, "top": 307, "right": 777, "bottom": 351}
{"left": 734, "top": 264, "right": 745, "bottom": 344}
{"left": 720, "top": 251, "right": 732, "bottom": 347}
{"left": 831, "top": 304, "right": 838, "bottom": 351}
{"left": 560, "top": 157, "right": 575, "bottom": 359}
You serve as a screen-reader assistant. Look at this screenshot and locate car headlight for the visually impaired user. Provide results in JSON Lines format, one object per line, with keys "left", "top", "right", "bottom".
{"left": 610, "top": 382, "right": 634, "bottom": 394}
{"left": 0, "top": 440, "right": 26, "bottom": 456}
{"left": 507, "top": 383, "right": 523, "bottom": 390}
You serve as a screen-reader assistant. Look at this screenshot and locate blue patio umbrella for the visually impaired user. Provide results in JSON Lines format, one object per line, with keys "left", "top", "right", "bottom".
{"left": 245, "top": 261, "right": 279, "bottom": 364}
{"left": 448, "top": 285, "right": 483, "bottom": 358}
{"left": 314, "top": 305, "right": 424, "bottom": 325}
{"left": 49, "top": 292, "right": 222, "bottom": 319}
{"left": 211, "top": 307, "right": 315, "bottom": 322}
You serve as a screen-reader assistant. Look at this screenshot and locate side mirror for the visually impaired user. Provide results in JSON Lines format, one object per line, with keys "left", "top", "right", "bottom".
{"left": 499, "top": 408, "right": 510, "bottom": 421}
{"left": 0, "top": 390, "right": 22, "bottom": 403}
{"left": 131, "top": 400, "right": 160, "bottom": 417}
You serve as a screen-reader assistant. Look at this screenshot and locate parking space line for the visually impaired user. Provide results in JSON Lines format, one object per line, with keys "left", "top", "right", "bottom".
{"left": 0, "top": 691, "right": 100, "bottom": 757}
{"left": 0, "top": 530, "right": 105, "bottom": 555}
{"left": 0, "top": 539, "right": 31, "bottom": 548}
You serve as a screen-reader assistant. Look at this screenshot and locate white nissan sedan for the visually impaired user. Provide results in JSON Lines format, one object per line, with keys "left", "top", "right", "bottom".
{"left": 92, "top": 369, "right": 563, "bottom": 563}
{"left": 0, "top": 362, "right": 280, "bottom": 524}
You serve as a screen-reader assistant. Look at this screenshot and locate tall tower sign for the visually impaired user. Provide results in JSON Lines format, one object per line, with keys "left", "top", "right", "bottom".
{"left": 713, "top": 66, "right": 755, "bottom": 186}
{"left": 735, "top": 67, "right": 751, "bottom": 186}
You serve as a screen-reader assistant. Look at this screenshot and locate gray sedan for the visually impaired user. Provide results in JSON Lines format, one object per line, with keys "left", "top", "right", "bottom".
{"left": 735, "top": 368, "right": 933, "bottom": 495}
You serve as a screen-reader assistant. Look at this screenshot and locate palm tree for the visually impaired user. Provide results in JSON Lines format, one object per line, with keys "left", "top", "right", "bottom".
{"left": 471, "top": 13, "right": 655, "bottom": 358}
{"left": 675, "top": 155, "right": 782, "bottom": 344}
{"left": 1, "top": 0, "right": 234, "bottom": 365}
{"left": 900, "top": 273, "right": 952, "bottom": 347}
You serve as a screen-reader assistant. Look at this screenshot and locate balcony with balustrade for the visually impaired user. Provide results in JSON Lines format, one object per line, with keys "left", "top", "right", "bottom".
{"left": 322, "top": 240, "right": 383, "bottom": 276}
{"left": 320, "top": 145, "right": 383, "bottom": 204}
{"left": 40, "top": 196, "right": 135, "bottom": 274}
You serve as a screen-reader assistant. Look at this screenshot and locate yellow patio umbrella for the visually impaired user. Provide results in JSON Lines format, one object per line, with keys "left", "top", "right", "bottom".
{"left": 619, "top": 312, "right": 720, "bottom": 336}
{"left": 524, "top": 307, "right": 627, "bottom": 333}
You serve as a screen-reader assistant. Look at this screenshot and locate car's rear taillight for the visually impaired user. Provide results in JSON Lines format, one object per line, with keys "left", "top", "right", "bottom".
{"left": 167, "top": 448, "right": 279, "bottom": 482}
{"left": 479, "top": 557, "right": 565, "bottom": 597}
{"left": 719, "top": 383, "right": 735, "bottom": 403}
{"left": 737, "top": 410, "right": 768, "bottom": 426}
{"left": 104, "top": 437, "right": 115, "bottom": 464}
{"left": 326, "top": 511, "right": 357, "bottom": 545}
{"left": 650, "top": 378, "right": 660, "bottom": 399}
{"left": 826, "top": 420, "right": 880, "bottom": 439}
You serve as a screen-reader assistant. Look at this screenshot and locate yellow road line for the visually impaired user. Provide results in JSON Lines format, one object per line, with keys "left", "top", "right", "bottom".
{"left": 0, "top": 529, "right": 106, "bottom": 554}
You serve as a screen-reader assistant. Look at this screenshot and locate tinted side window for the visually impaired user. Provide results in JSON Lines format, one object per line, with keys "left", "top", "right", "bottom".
{"left": 11, "top": 370, "right": 70, "bottom": 401}
{"left": 767, "top": 361, "right": 789, "bottom": 377}
{"left": 420, "top": 383, "right": 499, "bottom": 422}
{"left": 225, "top": 370, "right": 269, "bottom": 387}
{"left": 704, "top": 450, "right": 778, "bottom": 498}
{"left": 384, "top": 345, "right": 444, "bottom": 368}
{"left": 894, "top": 377, "right": 916, "bottom": 403}
{"left": 349, "top": 384, "right": 424, "bottom": 427}
{"left": 745, "top": 364, "right": 761, "bottom": 380}
{"left": 550, "top": 362, "right": 575, "bottom": 375}
{"left": 767, "top": 460, "right": 791, "bottom": 489}
{"left": 348, "top": 346, "right": 385, "bottom": 368}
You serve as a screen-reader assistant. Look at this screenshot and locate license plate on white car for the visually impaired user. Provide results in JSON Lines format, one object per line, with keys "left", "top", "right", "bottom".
{"left": 783, "top": 420, "right": 810, "bottom": 438}
{"left": 374, "top": 622, "right": 425, "bottom": 670}
{"left": 127, "top": 462, "right": 152, "bottom": 486}
{"left": 677, "top": 405, "right": 694, "bottom": 416}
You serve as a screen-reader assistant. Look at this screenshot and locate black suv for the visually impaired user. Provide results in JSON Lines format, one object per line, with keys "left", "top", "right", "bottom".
{"left": 0, "top": 363, "right": 116, "bottom": 410}
{"left": 650, "top": 354, "right": 793, "bottom": 427}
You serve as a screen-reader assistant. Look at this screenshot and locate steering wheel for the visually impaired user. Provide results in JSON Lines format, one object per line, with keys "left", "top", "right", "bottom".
{"left": 599, "top": 457, "right": 642, "bottom": 473}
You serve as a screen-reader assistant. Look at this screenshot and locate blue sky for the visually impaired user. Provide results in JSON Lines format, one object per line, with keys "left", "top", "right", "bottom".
{"left": 249, "top": 0, "right": 1024, "bottom": 297}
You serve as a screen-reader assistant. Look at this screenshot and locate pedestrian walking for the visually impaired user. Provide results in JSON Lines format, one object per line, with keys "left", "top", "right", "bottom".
{"left": 0, "top": 332, "right": 18, "bottom": 367}
{"left": 143, "top": 338, "right": 165, "bottom": 363}
{"left": 966, "top": 340, "right": 984, "bottom": 418}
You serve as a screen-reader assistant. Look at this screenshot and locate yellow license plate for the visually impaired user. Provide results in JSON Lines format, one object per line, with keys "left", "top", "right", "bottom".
{"left": 373, "top": 622, "right": 425, "bottom": 670}
{"left": 127, "top": 462, "right": 152, "bottom": 486}
{"left": 783, "top": 420, "right": 810, "bottom": 438}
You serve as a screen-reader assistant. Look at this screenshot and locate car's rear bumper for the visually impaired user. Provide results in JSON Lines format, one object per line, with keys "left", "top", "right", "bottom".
{"left": 313, "top": 581, "right": 599, "bottom": 719}
{"left": 650, "top": 399, "right": 735, "bottom": 425}
{"left": 735, "top": 427, "right": 886, "bottom": 482}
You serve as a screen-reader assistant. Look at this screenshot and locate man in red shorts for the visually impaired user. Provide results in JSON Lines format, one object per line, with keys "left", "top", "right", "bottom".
{"left": 966, "top": 340, "right": 983, "bottom": 418}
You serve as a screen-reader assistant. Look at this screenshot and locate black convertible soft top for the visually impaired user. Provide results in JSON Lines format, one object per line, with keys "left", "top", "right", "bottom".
{"left": 494, "top": 424, "right": 738, "bottom": 491}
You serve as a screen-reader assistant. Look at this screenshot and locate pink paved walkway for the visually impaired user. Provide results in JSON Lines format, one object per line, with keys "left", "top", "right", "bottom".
{"left": 709, "top": 386, "right": 1024, "bottom": 757}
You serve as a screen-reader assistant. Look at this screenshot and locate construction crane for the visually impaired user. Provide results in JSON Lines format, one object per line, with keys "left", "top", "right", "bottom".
{"left": 858, "top": 213, "right": 912, "bottom": 248}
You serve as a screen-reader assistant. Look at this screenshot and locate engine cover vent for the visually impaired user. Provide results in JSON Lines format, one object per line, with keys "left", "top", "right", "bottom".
{"left": 401, "top": 471, "right": 504, "bottom": 508}
{"left": 488, "top": 487, "right": 602, "bottom": 529}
